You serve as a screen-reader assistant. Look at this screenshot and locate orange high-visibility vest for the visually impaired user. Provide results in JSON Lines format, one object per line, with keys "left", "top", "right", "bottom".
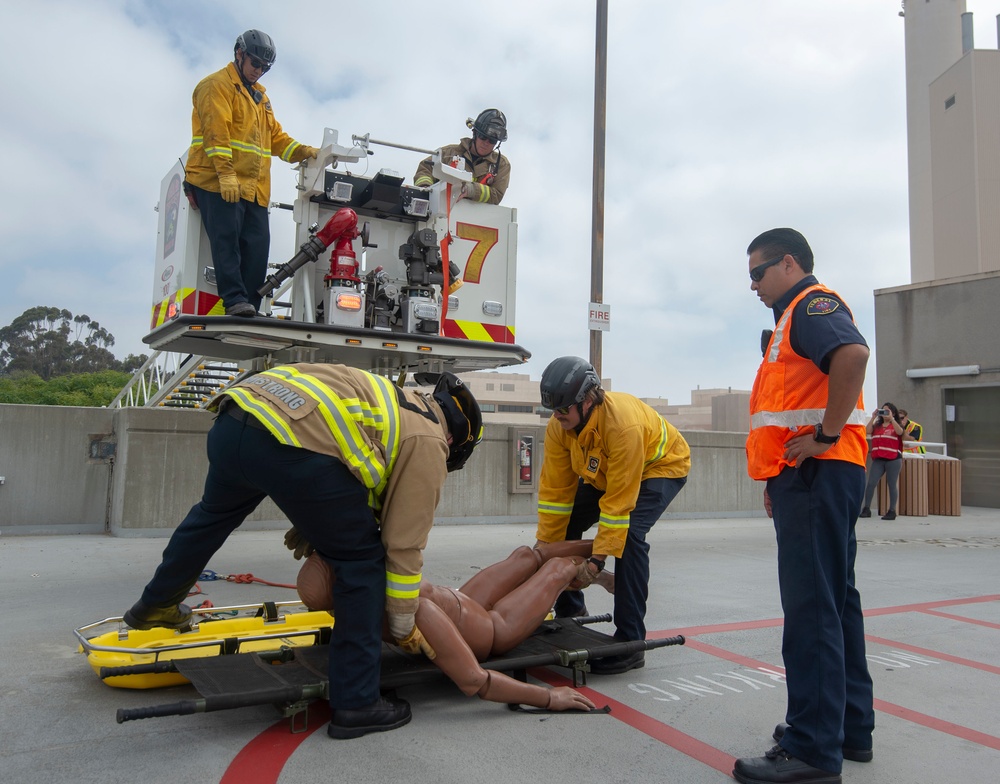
{"left": 746, "top": 284, "right": 868, "bottom": 480}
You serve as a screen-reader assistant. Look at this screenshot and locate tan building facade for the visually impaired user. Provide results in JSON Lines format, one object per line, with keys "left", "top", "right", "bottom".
{"left": 880, "top": 1, "right": 1000, "bottom": 507}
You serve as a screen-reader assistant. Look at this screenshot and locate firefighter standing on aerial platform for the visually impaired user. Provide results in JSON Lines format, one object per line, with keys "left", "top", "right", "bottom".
{"left": 413, "top": 109, "right": 511, "bottom": 204}
{"left": 121, "top": 365, "right": 483, "bottom": 740}
{"left": 184, "top": 29, "right": 319, "bottom": 318}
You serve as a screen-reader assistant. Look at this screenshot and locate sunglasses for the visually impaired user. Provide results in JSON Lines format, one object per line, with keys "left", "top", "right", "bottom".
{"left": 246, "top": 54, "right": 271, "bottom": 72}
{"left": 553, "top": 405, "right": 571, "bottom": 415}
{"left": 749, "top": 256, "right": 784, "bottom": 283}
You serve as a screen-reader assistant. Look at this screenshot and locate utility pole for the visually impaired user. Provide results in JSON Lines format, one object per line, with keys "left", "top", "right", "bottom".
{"left": 589, "top": 0, "right": 608, "bottom": 375}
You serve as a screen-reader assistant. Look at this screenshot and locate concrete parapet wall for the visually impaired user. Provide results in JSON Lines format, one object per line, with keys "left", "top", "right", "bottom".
{"left": 1, "top": 406, "right": 763, "bottom": 537}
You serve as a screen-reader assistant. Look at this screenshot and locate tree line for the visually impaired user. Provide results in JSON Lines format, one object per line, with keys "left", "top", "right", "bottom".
{"left": 0, "top": 306, "right": 148, "bottom": 406}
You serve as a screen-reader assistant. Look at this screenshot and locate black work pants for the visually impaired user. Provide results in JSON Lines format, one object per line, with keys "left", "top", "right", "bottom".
{"left": 553, "top": 476, "right": 686, "bottom": 641}
{"left": 190, "top": 184, "right": 270, "bottom": 310}
{"left": 138, "top": 410, "right": 385, "bottom": 709}
{"left": 768, "top": 458, "right": 875, "bottom": 774}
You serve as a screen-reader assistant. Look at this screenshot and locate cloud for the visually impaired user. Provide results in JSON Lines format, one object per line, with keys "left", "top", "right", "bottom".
{"left": 7, "top": 0, "right": 984, "bottom": 408}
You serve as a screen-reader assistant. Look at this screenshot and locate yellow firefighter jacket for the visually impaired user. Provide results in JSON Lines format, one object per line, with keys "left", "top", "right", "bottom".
{"left": 185, "top": 63, "right": 312, "bottom": 207}
{"left": 536, "top": 392, "right": 691, "bottom": 558}
{"left": 213, "top": 364, "right": 450, "bottom": 616}
{"left": 413, "top": 137, "right": 511, "bottom": 204}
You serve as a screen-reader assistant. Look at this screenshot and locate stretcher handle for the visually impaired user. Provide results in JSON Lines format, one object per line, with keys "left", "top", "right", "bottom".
{"left": 101, "top": 661, "right": 179, "bottom": 679}
{"left": 116, "top": 684, "right": 327, "bottom": 724}
{"left": 117, "top": 700, "right": 200, "bottom": 723}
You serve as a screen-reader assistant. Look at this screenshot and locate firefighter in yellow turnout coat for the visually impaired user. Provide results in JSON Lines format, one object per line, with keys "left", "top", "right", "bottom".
{"left": 184, "top": 29, "right": 317, "bottom": 316}
{"left": 413, "top": 109, "right": 511, "bottom": 205}
{"left": 534, "top": 357, "right": 690, "bottom": 674}
{"left": 122, "top": 364, "right": 482, "bottom": 740}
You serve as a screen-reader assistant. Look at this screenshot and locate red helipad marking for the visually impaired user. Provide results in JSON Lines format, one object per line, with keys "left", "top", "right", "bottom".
{"left": 219, "top": 593, "right": 1000, "bottom": 782}
{"left": 920, "top": 608, "right": 1000, "bottom": 630}
{"left": 220, "top": 702, "right": 329, "bottom": 784}
{"left": 529, "top": 667, "right": 736, "bottom": 776}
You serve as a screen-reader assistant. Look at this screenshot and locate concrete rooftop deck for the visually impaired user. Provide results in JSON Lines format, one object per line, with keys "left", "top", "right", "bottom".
{"left": 2, "top": 508, "right": 998, "bottom": 783}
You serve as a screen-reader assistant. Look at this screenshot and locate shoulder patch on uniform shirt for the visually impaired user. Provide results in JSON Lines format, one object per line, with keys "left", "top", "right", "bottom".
{"left": 806, "top": 296, "right": 840, "bottom": 316}
{"left": 587, "top": 456, "right": 600, "bottom": 473}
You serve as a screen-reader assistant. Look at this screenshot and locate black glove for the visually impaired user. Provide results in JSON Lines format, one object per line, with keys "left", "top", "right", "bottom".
{"left": 284, "top": 527, "right": 314, "bottom": 560}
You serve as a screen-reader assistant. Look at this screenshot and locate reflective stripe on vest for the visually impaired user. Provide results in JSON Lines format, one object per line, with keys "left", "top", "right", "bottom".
{"left": 263, "top": 367, "right": 401, "bottom": 509}
{"left": 747, "top": 284, "right": 867, "bottom": 479}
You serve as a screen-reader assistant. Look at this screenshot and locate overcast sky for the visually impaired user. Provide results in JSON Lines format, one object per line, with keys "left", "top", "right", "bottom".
{"left": 3, "top": 1, "right": 996, "bottom": 406}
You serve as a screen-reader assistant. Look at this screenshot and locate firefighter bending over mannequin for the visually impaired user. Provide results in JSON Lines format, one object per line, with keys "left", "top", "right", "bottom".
{"left": 121, "top": 365, "right": 482, "bottom": 740}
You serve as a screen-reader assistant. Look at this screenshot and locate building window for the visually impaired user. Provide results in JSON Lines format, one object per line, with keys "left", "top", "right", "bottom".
{"left": 944, "top": 94, "right": 956, "bottom": 110}
{"left": 486, "top": 383, "right": 495, "bottom": 391}
{"left": 501, "top": 383, "right": 515, "bottom": 392}
{"left": 480, "top": 403, "right": 496, "bottom": 413}
{"left": 498, "top": 404, "right": 533, "bottom": 413}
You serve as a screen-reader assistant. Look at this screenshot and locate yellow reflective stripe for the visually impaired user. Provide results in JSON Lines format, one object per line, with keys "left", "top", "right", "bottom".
{"left": 223, "top": 388, "right": 301, "bottom": 446}
{"left": 599, "top": 514, "right": 630, "bottom": 529}
{"left": 230, "top": 139, "right": 269, "bottom": 158}
{"left": 280, "top": 140, "right": 301, "bottom": 162}
{"left": 414, "top": 175, "right": 434, "bottom": 187}
{"left": 363, "top": 372, "right": 402, "bottom": 502}
{"left": 645, "top": 418, "right": 669, "bottom": 466}
{"left": 265, "top": 368, "right": 386, "bottom": 491}
{"left": 538, "top": 500, "right": 573, "bottom": 516}
{"left": 386, "top": 571, "right": 421, "bottom": 600}
{"left": 477, "top": 185, "right": 491, "bottom": 203}
{"left": 191, "top": 135, "right": 269, "bottom": 159}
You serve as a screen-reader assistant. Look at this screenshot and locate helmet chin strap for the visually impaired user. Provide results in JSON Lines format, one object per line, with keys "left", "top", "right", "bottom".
{"left": 573, "top": 400, "right": 592, "bottom": 435}
{"left": 234, "top": 51, "right": 263, "bottom": 103}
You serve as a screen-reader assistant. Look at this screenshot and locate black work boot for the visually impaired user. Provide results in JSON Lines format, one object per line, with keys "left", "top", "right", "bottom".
{"left": 773, "top": 723, "right": 873, "bottom": 763}
{"left": 328, "top": 695, "right": 412, "bottom": 739}
{"left": 123, "top": 601, "right": 193, "bottom": 630}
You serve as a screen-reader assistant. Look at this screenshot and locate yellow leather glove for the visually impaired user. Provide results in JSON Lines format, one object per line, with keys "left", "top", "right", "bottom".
{"left": 397, "top": 626, "right": 436, "bottom": 660}
{"left": 218, "top": 174, "right": 241, "bottom": 203}
{"left": 283, "top": 527, "right": 314, "bottom": 560}
{"left": 300, "top": 145, "right": 319, "bottom": 160}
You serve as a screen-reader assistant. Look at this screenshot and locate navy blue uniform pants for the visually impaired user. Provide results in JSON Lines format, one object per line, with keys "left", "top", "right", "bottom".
{"left": 139, "top": 410, "right": 385, "bottom": 709}
{"left": 768, "top": 459, "right": 875, "bottom": 774}
{"left": 190, "top": 184, "right": 270, "bottom": 310}
{"left": 553, "top": 476, "right": 686, "bottom": 641}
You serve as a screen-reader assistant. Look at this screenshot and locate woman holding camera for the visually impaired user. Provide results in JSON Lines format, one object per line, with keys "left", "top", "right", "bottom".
{"left": 860, "top": 402, "right": 905, "bottom": 520}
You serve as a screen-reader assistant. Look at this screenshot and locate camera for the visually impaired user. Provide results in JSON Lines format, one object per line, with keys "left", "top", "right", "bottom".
{"left": 877, "top": 409, "right": 888, "bottom": 417}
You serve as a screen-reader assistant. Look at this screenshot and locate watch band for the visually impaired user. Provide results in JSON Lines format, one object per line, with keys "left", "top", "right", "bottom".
{"left": 588, "top": 557, "right": 606, "bottom": 572}
{"left": 813, "top": 423, "right": 840, "bottom": 445}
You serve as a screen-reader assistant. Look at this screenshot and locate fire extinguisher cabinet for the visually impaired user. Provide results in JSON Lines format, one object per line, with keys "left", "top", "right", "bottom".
{"left": 509, "top": 427, "right": 542, "bottom": 494}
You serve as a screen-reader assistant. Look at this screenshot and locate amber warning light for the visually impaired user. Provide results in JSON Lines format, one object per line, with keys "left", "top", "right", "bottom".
{"left": 335, "top": 293, "right": 362, "bottom": 311}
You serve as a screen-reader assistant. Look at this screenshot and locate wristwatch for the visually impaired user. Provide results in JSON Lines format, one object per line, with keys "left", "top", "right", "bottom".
{"left": 813, "top": 423, "right": 840, "bottom": 445}
{"left": 588, "top": 557, "right": 606, "bottom": 572}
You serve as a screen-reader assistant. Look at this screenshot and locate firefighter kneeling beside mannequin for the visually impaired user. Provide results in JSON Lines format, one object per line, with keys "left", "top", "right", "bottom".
{"left": 121, "top": 364, "right": 482, "bottom": 740}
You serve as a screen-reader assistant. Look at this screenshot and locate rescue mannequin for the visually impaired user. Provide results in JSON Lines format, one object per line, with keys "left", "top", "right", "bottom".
{"left": 295, "top": 540, "right": 612, "bottom": 710}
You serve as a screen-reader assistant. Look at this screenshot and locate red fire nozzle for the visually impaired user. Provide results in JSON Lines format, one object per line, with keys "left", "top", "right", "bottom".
{"left": 315, "top": 208, "right": 359, "bottom": 248}
{"left": 320, "top": 208, "right": 361, "bottom": 285}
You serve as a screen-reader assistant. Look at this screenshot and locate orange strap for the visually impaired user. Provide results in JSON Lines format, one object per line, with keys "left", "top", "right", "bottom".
{"left": 440, "top": 183, "right": 453, "bottom": 331}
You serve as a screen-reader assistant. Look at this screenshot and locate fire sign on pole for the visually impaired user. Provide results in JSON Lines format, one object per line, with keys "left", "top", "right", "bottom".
{"left": 588, "top": 302, "right": 611, "bottom": 332}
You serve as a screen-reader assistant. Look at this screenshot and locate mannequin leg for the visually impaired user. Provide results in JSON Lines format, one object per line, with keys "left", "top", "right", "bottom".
{"left": 488, "top": 557, "right": 582, "bottom": 655}
{"left": 459, "top": 546, "right": 543, "bottom": 607}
